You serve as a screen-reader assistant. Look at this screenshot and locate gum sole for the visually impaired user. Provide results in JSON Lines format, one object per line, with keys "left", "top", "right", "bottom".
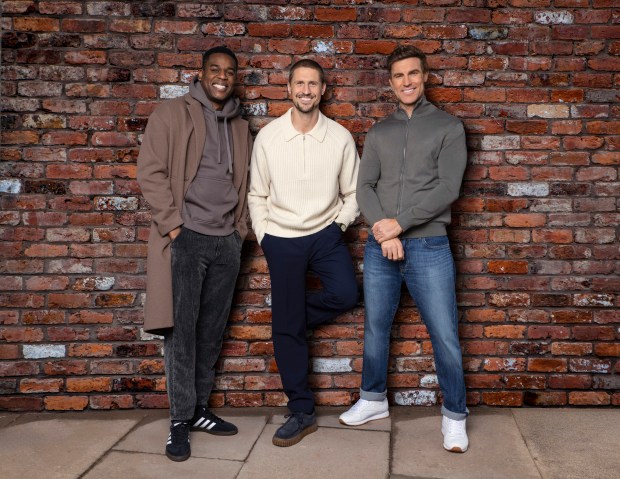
{"left": 272, "top": 422, "right": 318, "bottom": 447}
{"left": 443, "top": 445, "right": 467, "bottom": 453}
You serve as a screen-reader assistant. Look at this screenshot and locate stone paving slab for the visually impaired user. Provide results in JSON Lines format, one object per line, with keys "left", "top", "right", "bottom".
{"left": 391, "top": 407, "right": 541, "bottom": 479}
{"left": 512, "top": 408, "right": 620, "bottom": 479}
{"left": 114, "top": 411, "right": 267, "bottom": 461}
{"left": 0, "top": 411, "right": 145, "bottom": 479}
{"left": 0, "top": 413, "right": 19, "bottom": 428}
{"left": 237, "top": 422, "right": 390, "bottom": 479}
{"left": 83, "top": 451, "right": 242, "bottom": 479}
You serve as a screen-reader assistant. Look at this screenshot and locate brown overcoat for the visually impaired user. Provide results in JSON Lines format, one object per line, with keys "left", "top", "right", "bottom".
{"left": 137, "top": 93, "right": 252, "bottom": 334}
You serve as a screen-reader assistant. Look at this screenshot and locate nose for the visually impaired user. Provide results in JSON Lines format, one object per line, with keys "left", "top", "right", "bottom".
{"left": 301, "top": 83, "right": 311, "bottom": 94}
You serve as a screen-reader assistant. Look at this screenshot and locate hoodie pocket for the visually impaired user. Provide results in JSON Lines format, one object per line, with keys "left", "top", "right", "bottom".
{"left": 183, "top": 175, "right": 238, "bottom": 227}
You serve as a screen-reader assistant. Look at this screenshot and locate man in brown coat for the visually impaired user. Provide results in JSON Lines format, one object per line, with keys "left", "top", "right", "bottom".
{"left": 137, "top": 46, "right": 252, "bottom": 462}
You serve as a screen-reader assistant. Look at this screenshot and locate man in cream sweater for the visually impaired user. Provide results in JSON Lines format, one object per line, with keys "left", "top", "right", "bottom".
{"left": 248, "top": 59, "right": 360, "bottom": 447}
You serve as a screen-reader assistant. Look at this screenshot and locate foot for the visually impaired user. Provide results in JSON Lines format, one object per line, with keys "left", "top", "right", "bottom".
{"left": 272, "top": 411, "right": 318, "bottom": 447}
{"left": 190, "top": 406, "right": 238, "bottom": 436}
{"left": 166, "top": 420, "right": 191, "bottom": 462}
{"left": 339, "top": 398, "right": 389, "bottom": 426}
{"left": 441, "top": 416, "right": 468, "bottom": 453}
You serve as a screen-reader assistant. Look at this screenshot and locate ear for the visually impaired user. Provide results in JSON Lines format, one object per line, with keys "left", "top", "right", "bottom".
{"left": 287, "top": 83, "right": 292, "bottom": 96}
{"left": 423, "top": 71, "right": 429, "bottom": 83}
{"left": 321, "top": 83, "right": 326, "bottom": 96}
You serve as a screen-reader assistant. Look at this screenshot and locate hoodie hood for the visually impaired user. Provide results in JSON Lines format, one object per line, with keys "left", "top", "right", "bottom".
{"left": 190, "top": 76, "right": 240, "bottom": 173}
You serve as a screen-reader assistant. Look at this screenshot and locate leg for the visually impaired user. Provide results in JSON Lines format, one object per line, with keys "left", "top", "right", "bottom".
{"left": 195, "top": 232, "right": 241, "bottom": 407}
{"left": 166, "top": 227, "right": 208, "bottom": 422}
{"left": 360, "top": 235, "right": 402, "bottom": 399}
{"left": 402, "top": 236, "right": 467, "bottom": 419}
{"left": 306, "top": 222, "right": 358, "bottom": 329}
{"left": 262, "top": 234, "right": 314, "bottom": 414}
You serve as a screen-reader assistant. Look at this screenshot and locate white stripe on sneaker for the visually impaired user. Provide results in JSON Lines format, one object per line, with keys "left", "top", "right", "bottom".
{"left": 194, "top": 418, "right": 206, "bottom": 428}
{"left": 206, "top": 422, "right": 216, "bottom": 430}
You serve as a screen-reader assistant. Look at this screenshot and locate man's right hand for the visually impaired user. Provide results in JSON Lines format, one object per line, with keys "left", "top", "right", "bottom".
{"left": 381, "top": 238, "right": 404, "bottom": 261}
{"left": 168, "top": 226, "right": 182, "bottom": 242}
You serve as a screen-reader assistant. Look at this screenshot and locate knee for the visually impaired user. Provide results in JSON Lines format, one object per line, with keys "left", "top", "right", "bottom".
{"left": 333, "top": 281, "right": 358, "bottom": 311}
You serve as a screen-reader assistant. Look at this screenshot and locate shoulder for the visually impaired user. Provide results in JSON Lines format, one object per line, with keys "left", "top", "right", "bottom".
{"left": 324, "top": 115, "right": 355, "bottom": 146}
{"left": 427, "top": 104, "right": 463, "bottom": 129}
{"left": 148, "top": 95, "right": 190, "bottom": 123}
{"left": 255, "top": 114, "right": 286, "bottom": 143}
{"left": 367, "top": 113, "right": 401, "bottom": 137}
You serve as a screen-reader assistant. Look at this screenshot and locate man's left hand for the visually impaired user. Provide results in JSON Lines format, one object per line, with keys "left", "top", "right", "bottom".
{"left": 372, "top": 219, "right": 403, "bottom": 244}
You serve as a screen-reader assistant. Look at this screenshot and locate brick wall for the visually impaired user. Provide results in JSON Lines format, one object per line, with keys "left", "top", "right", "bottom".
{"left": 1, "top": 1, "right": 618, "bottom": 412}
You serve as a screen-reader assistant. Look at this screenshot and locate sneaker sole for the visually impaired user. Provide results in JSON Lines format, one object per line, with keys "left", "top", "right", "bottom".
{"left": 166, "top": 449, "right": 191, "bottom": 462}
{"left": 190, "top": 426, "right": 238, "bottom": 436}
{"left": 443, "top": 443, "right": 468, "bottom": 453}
{"left": 339, "top": 410, "right": 389, "bottom": 426}
{"left": 272, "top": 422, "right": 318, "bottom": 447}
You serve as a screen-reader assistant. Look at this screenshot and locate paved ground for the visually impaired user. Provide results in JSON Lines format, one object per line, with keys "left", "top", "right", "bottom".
{"left": 1, "top": 406, "right": 618, "bottom": 479}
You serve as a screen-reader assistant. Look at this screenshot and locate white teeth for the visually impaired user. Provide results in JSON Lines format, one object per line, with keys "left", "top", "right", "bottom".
{"left": 213, "top": 84, "right": 226, "bottom": 91}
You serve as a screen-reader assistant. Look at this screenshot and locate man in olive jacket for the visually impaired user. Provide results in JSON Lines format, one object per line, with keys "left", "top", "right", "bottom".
{"left": 137, "top": 46, "right": 252, "bottom": 462}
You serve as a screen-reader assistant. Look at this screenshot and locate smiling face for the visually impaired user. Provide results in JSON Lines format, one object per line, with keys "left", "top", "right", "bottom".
{"left": 389, "top": 57, "right": 429, "bottom": 116}
{"left": 288, "top": 66, "right": 326, "bottom": 114}
{"left": 201, "top": 52, "right": 236, "bottom": 110}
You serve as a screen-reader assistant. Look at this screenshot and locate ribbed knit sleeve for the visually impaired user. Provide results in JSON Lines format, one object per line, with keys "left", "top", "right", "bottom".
{"left": 247, "top": 130, "right": 271, "bottom": 245}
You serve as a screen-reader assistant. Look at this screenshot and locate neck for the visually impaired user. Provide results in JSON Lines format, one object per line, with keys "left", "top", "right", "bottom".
{"left": 399, "top": 96, "right": 423, "bottom": 119}
{"left": 291, "top": 108, "right": 320, "bottom": 134}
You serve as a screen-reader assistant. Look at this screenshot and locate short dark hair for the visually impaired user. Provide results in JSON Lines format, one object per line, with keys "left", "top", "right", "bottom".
{"left": 203, "top": 46, "right": 238, "bottom": 71}
{"left": 288, "top": 59, "right": 325, "bottom": 84}
{"left": 387, "top": 45, "right": 427, "bottom": 74}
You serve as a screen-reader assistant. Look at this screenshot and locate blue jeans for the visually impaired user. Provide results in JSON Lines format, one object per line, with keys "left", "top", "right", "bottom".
{"left": 361, "top": 235, "right": 468, "bottom": 420}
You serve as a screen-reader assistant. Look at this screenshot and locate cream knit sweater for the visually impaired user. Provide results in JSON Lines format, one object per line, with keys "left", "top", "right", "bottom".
{"left": 248, "top": 108, "right": 360, "bottom": 244}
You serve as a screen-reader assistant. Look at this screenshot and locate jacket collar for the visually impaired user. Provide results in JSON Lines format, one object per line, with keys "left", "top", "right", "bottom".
{"left": 283, "top": 108, "right": 328, "bottom": 142}
{"left": 393, "top": 95, "right": 435, "bottom": 121}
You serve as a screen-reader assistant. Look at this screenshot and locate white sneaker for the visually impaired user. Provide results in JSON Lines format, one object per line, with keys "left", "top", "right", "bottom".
{"left": 339, "top": 398, "right": 389, "bottom": 426}
{"left": 441, "top": 416, "right": 469, "bottom": 453}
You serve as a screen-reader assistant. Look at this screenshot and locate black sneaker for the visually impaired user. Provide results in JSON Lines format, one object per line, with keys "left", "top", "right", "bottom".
{"left": 190, "top": 406, "right": 238, "bottom": 436}
{"left": 272, "top": 411, "right": 318, "bottom": 447}
{"left": 166, "top": 421, "right": 190, "bottom": 462}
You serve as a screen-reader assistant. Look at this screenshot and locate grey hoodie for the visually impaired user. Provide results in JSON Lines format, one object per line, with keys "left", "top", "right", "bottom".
{"left": 182, "top": 77, "right": 241, "bottom": 236}
{"left": 357, "top": 96, "right": 467, "bottom": 239}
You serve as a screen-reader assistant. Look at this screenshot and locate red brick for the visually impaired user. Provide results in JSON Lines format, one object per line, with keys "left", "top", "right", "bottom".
{"left": 569, "top": 391, "right": 610, "bottom": 405}
{"left": 291, "top": 25, "right": 335, "bottom": 38}
{"left": 482, "top": 392, "right": 523, "bottom": 406}
{"left": 44, "top": 396, "right": 89, "bottom": 411}
{"left": 528, "top": 358, "right": 568, "bottom": 372}
{"left": 0, "top": 396, "right": 44, "bottom": 411}
{"left": 315, "top": 7, "right": 357, "bottom": 22}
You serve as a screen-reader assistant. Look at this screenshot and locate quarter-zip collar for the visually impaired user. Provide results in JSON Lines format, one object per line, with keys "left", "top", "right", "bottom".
{"left": 282, "top": 108, "right": 328, "bottom": 142}
{"left": 393, "top": 95, "right": 435, "bottom": 121}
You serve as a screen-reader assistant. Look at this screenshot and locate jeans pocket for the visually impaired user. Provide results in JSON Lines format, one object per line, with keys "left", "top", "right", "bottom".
{"left": 233, "top": 230, "right": 242, "bottom": 249}
{"left": 421, "top": 235, "right": 449, "bottom": 249}
{"left": 170, "top": 227, "right": 184, "bottom": 247}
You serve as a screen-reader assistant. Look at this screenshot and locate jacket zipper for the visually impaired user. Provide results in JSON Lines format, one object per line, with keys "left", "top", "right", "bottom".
{"left": 396, "top": 115, "right": 410, "bottom": 216}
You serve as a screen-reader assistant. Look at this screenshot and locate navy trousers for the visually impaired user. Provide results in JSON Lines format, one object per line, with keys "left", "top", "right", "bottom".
{"left": 261, "top": 222, "right": 358, "bottom": 414}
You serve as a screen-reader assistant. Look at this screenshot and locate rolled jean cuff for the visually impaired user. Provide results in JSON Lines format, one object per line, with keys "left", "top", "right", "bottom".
{"left": 360, "top": 388, "right": 387, "bottom": 402}
{"left": 441, "top": 405, "right": 469, "bottom": 420}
